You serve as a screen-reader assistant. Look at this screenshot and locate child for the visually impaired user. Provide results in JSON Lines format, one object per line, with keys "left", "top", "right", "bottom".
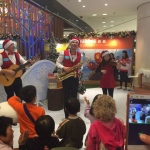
{"left": 87, "top": 95, "right": 125, "bottom": 150}
{"left": 84, "top": 94, "right": 101, "bottom": 124}
{"left": 95, "top": 50, "right": 118, "bottom": 98}
{"left": 56, "top": 98, "right": 86, "bottom": 149}
{"left": 8, "top": 85, "right": 45, "bottom": 139}
{"left": 25, "top": 115, "right": 59, "bottom": 150}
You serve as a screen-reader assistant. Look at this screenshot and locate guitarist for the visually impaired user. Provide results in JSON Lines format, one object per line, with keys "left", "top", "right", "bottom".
{"left": 0, "top": 39, "right": 33, "bottom": 100}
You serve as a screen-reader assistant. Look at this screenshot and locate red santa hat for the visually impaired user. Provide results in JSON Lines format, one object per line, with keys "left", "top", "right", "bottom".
{"left": 70, "top": 38, "right": 80, "bottom": 46}
{"left": 101, "top": 50, "right": 110, "bottom": 58}
{"left": 3, "top": 39, "right": 14, "bottom": 49}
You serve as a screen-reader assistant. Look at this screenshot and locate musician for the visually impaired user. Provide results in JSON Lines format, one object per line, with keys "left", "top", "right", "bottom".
{"left": 56, "top": 38, "right": 82, "bottom": 118}
{"left": 95, "top": 50, "right": 118, "bottom": 98}
{"left": 0, "top": 39, "right": 32, "bottom": 100}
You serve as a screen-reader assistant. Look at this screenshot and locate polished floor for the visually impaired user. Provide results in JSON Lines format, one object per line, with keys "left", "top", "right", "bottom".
{"left": 13, "top": 86, "right": 129, "bottom": 149}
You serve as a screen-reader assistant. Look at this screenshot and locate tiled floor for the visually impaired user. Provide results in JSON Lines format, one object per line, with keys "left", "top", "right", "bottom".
{"left": 13, "top": 87, "right": 129, "bottom": 149}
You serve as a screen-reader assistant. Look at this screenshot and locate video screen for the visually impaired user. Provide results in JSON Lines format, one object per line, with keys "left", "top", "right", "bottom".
{"left": 128, "top": 98, "right": 150, "bottom": 145}
{"left": 129, "top": 99, "right": 150, "bottom": 124}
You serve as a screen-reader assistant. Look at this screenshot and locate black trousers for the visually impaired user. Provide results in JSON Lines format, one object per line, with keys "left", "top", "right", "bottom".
{"left": 4, "top": 77, "right": 22, "bottom": 100}
{"left": 120, "top": 71, "right": 128, "bottom": 88}
{"left": 102, "top": 88, "right": 114, "bottom": 98}
{"left": 62, "top": 77, "right": 79, "bottom": 118}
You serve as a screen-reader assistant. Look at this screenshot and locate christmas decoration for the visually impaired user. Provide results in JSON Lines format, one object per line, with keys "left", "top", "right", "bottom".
{"left": 78, "top": 71, "right": 86, "bottom": 95}
{"left": 45, "top": 32, "right": 59, "bottom": 63}
{"left": 0, "top": 33, "right": 20, "bottom": 39}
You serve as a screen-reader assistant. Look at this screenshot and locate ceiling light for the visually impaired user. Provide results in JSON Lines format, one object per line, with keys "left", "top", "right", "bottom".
{"left": 111, "top": 25, "right": 114, "bottom": 27}
{"left": 104, "top": 4, "right": 108, "bottom": 6}
{"left": 103, "top": 26, "right": 106, "bottom": 27}
{"left": 83, "top": 5, "right": 85, "bottom": 7}
{"left": 76, "top": 20, "right": 78, "bottom": 21}
{"left": 111, "top": 21, "right": 114, "bottom": 23}
{"left": 78, "top": 0, "right": 81, "bottom": 2}
{"left": 102, "top": 13, "right": 107, "bottom": 16}
{"left": 92, "top": 14, "right": 97, "bottom": 16}
{"left": 102, "top": 22, "right": 106, "bottom": 23}
{"left": 85, "top": 27, "right": 87, "bottom": 28}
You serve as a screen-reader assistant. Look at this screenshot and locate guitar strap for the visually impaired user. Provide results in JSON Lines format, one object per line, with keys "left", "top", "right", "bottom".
{"left": 14, "top": 52, "right": 21, "bottom": 65}
{"left": 23, "top": 104, "right": 35, "bottom": 124}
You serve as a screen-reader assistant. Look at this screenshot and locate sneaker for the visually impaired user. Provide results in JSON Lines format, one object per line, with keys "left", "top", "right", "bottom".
{"left": 117, "top": 87, "right": 122, "bottom": 89}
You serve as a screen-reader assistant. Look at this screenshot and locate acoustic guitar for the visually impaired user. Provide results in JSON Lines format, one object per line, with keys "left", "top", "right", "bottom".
{"left": 0, "top": 54, "right": 40, "bottom": 86}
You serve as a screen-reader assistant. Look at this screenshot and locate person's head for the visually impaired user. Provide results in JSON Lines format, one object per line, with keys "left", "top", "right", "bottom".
{"left": 101, "top": 50, "right": 111, "bottom": 62}
{"left": 69, "top": 38, "right": 80, "bottom": 51}
{"left": 89, "top": 94, "right": 101, "bottom": 116}
{"left": 92, "top": 95, "right": 117, "bottom": 122}
{"left": 3, "top": 39, "right": 15, "bottom": 52}
{"left": 0, "top": 116, "right": 14, "bottom": 146}
{"left": 122, "top": 50, "right": 129, "bottom": 59}
{"left": 20, "top": 85, "right": 36, "bottom": 103}
{"left": 35, "top": 115, "right": 55, "bottom": 139}
{"left": 65, "top": 98, "right": 80, "bottom": 115}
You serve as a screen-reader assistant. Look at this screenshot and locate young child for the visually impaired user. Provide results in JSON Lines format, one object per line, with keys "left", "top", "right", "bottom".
{"left": 25, "top": 115, "right": 59, "bottom": 150}
{"left": 8, "top": 85, "right": 45, "bottom": 139}
{"left": 84, "top": 94, "right": 101, "bottom": 124}
{"left": 87, "top": 95, "right": 125, "bottom": 150}
{"left": 56, "top": 98, "right": 86, "bottom": 149}
{"left": 95, "top": 50, "right": 118, "bottom": 98}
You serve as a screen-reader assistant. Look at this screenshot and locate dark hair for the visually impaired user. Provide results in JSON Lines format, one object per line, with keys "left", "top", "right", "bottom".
{"left": 90, "top": 94, "right": 101, "bottom": 115}
{"left": 122, "top": 50, "right": 129, "bottom": 59}
{"left": 101, "top": 51, "right": 112, "bottom": 67}
{"left": 65, "top": 98, "right": 80, "bottom": 115}
{"left": 35, "top": 115, "right": 55, "bottom": 139}
{"left": 20, "top": 85, "right": 36, "bottom": 103}
{"left": 110, "top": 53, "right": 115, "bottom": 60}
{"left": 0, "top": 116, "right": 13, "bottom": 136}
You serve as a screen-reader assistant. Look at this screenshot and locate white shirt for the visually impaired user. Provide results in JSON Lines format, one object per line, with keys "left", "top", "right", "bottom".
{"left": 0, "top": 140, "right": 13, "bottom": 150}
{"left": 0, "top": 50, "right": 27, "bottom": 71}
{"left": 56, "top": 49, "right": 83, "bottom": 69}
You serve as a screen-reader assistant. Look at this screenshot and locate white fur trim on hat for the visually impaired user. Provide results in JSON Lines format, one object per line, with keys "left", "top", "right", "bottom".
{"left": 102, "top": 51, "right": 110, "bottom": 57}
{"left": 70, "top": 39, "right": 79, "bottom": 43}
{"left": 4, "top": 40, "right": 14, "bottom": 49}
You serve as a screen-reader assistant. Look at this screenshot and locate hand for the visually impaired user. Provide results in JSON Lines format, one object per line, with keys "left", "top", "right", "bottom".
{"left": 63, "top": 67, "right": 71, "bottom": 72}
{"left": 101, "top": 70, "right": 107, "bottom": 74}
{"left": 84, "top": 97, "right": 90, "bottom": 105}
{"left": 18, "top": 130, "right": 29, "bottom": 145}
{"left": 29, "top": 59, "right": 35, "bottom": 65}
{"left": 5, "top": 69, "right": 15, "bottom": 75}
{"left": 116, "top": 63, "right": 121, "bottom": 69}
{"left": 139, "top": 133, "right": 150, "bottom": 144}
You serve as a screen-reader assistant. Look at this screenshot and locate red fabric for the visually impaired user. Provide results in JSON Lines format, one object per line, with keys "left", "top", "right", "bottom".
{"left": 8, "top": 52, "right": 14, "bottom": 55}
{"left": 100, "top": 65, "right": 115, "bottom": 88}
{"left": 63, "top": 50, "right": 81, "bottom": 77}
{"left": 88, "top": 118, "right": 125, "bottom": 150}
{"left": 119, "top": 58, "right": 130, "bottom": 72}
{"left": 1, "top": 51, "right": 20, "bottom": 69}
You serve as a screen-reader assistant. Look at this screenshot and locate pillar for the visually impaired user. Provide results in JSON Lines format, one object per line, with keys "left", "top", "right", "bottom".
{"left": 135, "top": 2, "right": 150, "bottom": 86}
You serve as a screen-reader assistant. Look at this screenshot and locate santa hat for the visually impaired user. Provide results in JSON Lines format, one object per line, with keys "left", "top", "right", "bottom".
{"left": 101, "top": 50, "right": 110, "bottom": 58}
{"left": 70, "top": 38, "right": 80, "bottom": 46}
{"left": 3, "top": 39, "right": 14, "bottom": 49}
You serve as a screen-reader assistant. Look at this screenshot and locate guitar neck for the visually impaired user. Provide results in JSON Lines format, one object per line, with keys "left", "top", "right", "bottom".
{"left": 14, "top": 61, "right": 31, "bottom": 72}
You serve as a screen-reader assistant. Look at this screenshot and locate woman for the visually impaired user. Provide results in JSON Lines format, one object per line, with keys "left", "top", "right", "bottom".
{"left": 118, "top": 50, "right": 130, "bottom": 90}
{"left": 96, "top": 50, "right": 117, "bottom": 98}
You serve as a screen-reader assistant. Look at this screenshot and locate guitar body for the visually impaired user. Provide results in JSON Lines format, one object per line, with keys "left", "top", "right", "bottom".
{"left": 0, "top": 64, "right": 23, "bottom": 86}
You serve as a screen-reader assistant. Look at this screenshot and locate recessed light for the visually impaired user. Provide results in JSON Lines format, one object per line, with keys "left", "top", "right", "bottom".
{"left": 78, "top": 0, "right": 81, "bottom": 2}
{"left": 104, "top": 4, "right": 108, "bottom": 6}
{"left": 63, "top": 35, "right": 65, "bottom": 36}
{"left": 102, "top": 22, "right": 106, "bottom": 23}
{"left": 111, "top": 25, "right": 114, "bottom": 27}
{"left": 92, "top": 14, "right": 97, "bottom": 16}
{"left": 76, "top": 20, "right": 78, "bottom": 21}
{"left": 102, "top": 13, "right": 107, "bottom": 16}
{"left": 111, "top": 21, "right": 114, "bottom": 23}
{"left": 103, "top": 26, "right": 106, "bottom": 27}
{"left": 85, "top": 27, "right": 87, "bottom": 28}
{"left": 83, "top": 5, "right": 85, "bottom": 7}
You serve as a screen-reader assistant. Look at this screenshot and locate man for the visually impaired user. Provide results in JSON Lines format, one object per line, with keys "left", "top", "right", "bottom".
{"left": 56, "top": 38, "right": 82, "bottom": 118}
{"left": 0, "top": 39, "right": 31, "bottom": 100}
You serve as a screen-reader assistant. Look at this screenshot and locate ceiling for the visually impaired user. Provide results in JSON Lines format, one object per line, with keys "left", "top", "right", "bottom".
{"left": 57, "top": 0, "right": 150, "bottom": 33}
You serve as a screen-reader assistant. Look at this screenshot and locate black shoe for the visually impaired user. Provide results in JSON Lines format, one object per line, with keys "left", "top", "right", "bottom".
{"left": 123, "top": 88, "right": 127, "bottom": 91}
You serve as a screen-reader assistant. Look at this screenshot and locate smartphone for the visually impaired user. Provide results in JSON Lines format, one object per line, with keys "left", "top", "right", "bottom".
{"left": 126, "top": 93, "right": 150, "bottom": 150}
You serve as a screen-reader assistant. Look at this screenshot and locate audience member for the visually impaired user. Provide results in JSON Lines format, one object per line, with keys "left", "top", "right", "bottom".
{"left": 87, "top": 95, "right": 125, "bottom": 150}
{"left": 56, "top": 98, "right": 86, "bottom": 149}
{"left": 25, "top": 115, "right": 59, "bottom": 150}
{"left": 8, "top": 85, "right": 45, "bottom": 142}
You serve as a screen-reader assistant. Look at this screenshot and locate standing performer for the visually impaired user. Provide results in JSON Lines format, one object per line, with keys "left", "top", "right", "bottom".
{"left": 96, "top": 50, "right": 118, "bottom": 98}
{"left": 118, "top": 50, "right": 130, "bottom": 90}
{"left": 0, "top": 39, "right": 33, "bottom": 100}
{"left": 56, "top": 38, "right": 82, "bottom": 118}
